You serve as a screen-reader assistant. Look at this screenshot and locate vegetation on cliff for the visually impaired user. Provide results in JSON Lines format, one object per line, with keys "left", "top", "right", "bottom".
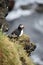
{"left": 0, "top": 30, "right": 36, "bottom": 65}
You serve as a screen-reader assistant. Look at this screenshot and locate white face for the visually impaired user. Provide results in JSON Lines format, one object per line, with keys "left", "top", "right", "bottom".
{"left": 20, "top": 25, "right": 24, "bottom": 29}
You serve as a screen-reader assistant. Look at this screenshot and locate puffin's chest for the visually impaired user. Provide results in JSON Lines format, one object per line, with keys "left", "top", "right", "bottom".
{"left": 19, "top": 30, "right": 23, "bottom": 36}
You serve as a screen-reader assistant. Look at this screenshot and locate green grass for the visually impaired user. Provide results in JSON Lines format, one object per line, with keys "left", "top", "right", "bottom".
{"left": 0, "top": 30, "right": 35, "bottom": 65}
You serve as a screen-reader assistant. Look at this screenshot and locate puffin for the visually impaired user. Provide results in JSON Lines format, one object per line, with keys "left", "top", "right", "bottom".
{"left": 8, "top": 24, "right": 24, "bottom": 38}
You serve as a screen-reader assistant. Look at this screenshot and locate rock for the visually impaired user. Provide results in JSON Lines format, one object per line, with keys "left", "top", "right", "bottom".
{"left": 20, "top": 4, "right": 32, "bottom": 10}
{"left": 0, "top": 0, "right": 9, "bottom": 32}
{"left": 36, "top": 3, "right": 43, "bottom": 13}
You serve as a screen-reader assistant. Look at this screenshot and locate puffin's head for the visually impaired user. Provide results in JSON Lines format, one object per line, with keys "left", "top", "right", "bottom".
{"left": 18, "top": 24, "right": 24, "bottom": 30}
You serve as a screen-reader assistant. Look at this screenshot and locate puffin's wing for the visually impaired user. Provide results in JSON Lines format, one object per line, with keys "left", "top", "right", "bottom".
{"left": 8, "top": 33, "right": 17, "bottom": 39}
{"left": 11, "top": 29, "right": 17, "bottom": 35}
{"left": 12, "top": 29, "right": 20, "bottom": 36}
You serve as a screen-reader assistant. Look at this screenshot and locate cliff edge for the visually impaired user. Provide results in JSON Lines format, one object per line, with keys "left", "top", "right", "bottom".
{"left": 0, "top": 30, "right": 36, "bottom": 65}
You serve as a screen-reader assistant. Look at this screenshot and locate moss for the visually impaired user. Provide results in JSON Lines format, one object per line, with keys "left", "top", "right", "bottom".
{"left": 0, "top": 31, "right": 35, "bottom": 65}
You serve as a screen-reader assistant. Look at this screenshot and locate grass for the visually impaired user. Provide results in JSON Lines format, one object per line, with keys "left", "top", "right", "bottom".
{"left": 0, "top": 30, "right": 35, "bottom": 65}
